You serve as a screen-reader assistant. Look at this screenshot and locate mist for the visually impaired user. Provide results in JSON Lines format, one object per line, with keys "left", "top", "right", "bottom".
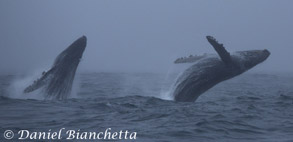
{"left": 0, "top": 0, "right": 292, "bottom": 74}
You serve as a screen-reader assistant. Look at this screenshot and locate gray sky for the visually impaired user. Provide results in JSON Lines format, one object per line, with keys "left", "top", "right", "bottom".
{"left": 0, "top": 0, "right": 292, "bottom": 74}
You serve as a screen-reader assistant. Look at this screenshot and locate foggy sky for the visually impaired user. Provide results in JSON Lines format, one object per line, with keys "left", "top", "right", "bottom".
{"left": 0, "top": 0, "right": 292, "bottom": 74}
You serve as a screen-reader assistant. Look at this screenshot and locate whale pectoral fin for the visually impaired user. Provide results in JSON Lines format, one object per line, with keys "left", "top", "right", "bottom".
{"left": 206, "top": 36, "right": 232, "bottom": 64}
{"left": 174, "top": 54, "right": 207, "bottom": 64}
{"left": 23, "top": 79, "right": 45, "bottom": 93}
{"left": 23, "top": 68, "right": 55, "bottom": 93}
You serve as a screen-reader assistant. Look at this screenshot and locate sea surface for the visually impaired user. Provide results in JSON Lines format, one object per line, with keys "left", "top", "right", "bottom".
{"left": 0, "top": 72, "right": 293, "bottom": 142}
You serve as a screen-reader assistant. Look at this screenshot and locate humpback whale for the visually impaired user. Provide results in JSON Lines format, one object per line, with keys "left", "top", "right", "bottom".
{"left": 24, "top": 36, "right": 87, "bottom": 100}
{"left": 173, "top": 36, "right": 270, "bottom": 102}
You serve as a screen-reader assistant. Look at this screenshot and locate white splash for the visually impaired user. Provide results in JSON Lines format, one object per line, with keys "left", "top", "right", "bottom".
{"left": 158, "top": 64, "right": 192, "bottom": 101}
{"left": 8, "top": 68, "right": 47, "bottom": 100}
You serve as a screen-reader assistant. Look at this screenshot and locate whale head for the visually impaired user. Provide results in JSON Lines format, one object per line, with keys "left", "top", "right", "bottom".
{"left": 53, "top": 36, "right": 87, "bottom": 68}
{"left": 234, "top": 49, "right": 270, "bottom": 71}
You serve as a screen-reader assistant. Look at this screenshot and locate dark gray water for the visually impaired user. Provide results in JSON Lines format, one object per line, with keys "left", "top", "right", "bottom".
{"left": 0, "top": 72, "right": 293, "bottom": 142}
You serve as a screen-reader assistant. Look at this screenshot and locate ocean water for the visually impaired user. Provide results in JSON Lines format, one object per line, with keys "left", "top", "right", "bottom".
{"left": 0, "top": 72, "right": 293, "bottom": 142}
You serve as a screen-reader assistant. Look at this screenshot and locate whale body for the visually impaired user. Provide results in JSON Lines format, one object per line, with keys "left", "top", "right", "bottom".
{"left": 173, "top": 36, "right": 270, "bottom": 102}
{"left": 24, "top": 36, "right": 87, "bottom": 100}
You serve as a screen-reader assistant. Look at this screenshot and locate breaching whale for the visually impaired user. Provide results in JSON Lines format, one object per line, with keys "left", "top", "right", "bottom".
{"left": 24, "top": 36, "right": 87, "bottom": 100}
{"left": 173, "top": 36, "right": 270, "bottom": 102}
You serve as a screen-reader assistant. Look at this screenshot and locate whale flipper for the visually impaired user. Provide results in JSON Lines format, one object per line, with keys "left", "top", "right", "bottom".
{"left": 24, "top": 68, "right": 55, "bottom": 93}
{"left": 206, "top": 36, "right": 232, "bottom": 64}
{"left": 174, "top": 54, "right": 207, "bottom": 64}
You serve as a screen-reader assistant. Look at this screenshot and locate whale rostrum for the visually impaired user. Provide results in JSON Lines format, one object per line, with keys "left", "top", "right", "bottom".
{"left": 173, "top": 36, "right": 270, "bottom": 102}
